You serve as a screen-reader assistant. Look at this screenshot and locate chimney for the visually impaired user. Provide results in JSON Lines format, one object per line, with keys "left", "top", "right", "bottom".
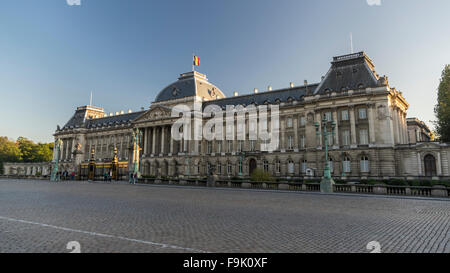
{"left": 304, "top": 80, "right": 308, "bottom": 86}
{"left": 290, "top": 82, "right": 294, "bottom": 88}
{"left": 233, "top": 91, "right": 238, "bottom": 97}
{"left": 141, "top": 107, "right": 145, "bottom": 111}
{"left": 254, "top": 88, "right": 259, "bottom": 94}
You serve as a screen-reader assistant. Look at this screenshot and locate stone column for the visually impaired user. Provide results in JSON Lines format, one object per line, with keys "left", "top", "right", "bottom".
{"left": 170, "top": 125, "right": 174, "bottom": 155}
{"left": 152, "top": 127, "right": 156, "bottom": 155}
{"left": 143, "top": 128, "right": 148, "bottom": 156}
{"left": 437, "top": 152, "right": 442, "bottom": 176}
{"left": 368, "top": 104, "right": 376, "bottom": 145}
{"left": 349, "top": 107, "right": 357, "bottom": 147}
{"left": 160, "top": 126, "right": 165, "bottom": 155}
{"left": 66, "top": 139, "right": 70, "bottom": 160}
{"left": 417, "top": 152, "right": 422, "bottom": 176}
{"left": 332, "top": 108, "right": 339, "bottom": 148}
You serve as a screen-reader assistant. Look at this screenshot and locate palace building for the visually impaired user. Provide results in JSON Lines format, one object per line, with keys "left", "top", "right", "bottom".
{"left": 4, "top": 52, "right": 449, "bottom": 180}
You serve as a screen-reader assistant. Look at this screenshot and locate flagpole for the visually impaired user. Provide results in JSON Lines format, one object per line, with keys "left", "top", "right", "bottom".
{"left": 192, "top": 52, "right": 195, "bottom": 72}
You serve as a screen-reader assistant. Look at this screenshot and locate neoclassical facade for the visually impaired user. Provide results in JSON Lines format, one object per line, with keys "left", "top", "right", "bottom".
{"left": 7, "top": 52, "right": 447, "bottom": 180}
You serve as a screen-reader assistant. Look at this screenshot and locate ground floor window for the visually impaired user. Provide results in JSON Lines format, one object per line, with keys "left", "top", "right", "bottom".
{"left": 288, "top": 160, "right": 294, "bottom": 174}
{"left": 360, "top": 156, "right": 369, "bottom": 172}
{"left": 263, "top": 160, "right": 269, "bottom": 172}
{"left": 343, "top": 156, "right": 351, "bottom": 173}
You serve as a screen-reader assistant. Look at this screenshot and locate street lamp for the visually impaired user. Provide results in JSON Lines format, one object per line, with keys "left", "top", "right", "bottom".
{"left": 315, "top": 115, "right": 336, "bottom": 193}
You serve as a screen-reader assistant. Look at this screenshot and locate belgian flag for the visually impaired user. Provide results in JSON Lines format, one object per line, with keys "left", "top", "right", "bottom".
{"left": 193, "top": 56, "right": 200, "bottom": 66}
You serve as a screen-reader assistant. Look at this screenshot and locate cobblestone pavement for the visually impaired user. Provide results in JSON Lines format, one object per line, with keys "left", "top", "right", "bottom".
{"left": 0, "top": 179, "right": 449, "bottom": 253}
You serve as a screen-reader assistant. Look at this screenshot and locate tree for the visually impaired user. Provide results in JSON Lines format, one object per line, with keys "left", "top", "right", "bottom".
{"left": 0, "top": 137, "right": 21, "bottom": 174}
{"left": 434, "top": 65, "right": 450, "bottom": 142}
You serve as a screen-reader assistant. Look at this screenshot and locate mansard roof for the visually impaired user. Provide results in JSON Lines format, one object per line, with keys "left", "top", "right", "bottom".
{"left": 202, "top": 83, "right": 319, "bottom": 109}
{"left": 314, "top": 52, "right": 387, "bottom": 95}
{"left": 85, "top": 111, "right": 145, "bottom": 129}
{"left": 154, "top": 71, "right": 225, "bottom": 102}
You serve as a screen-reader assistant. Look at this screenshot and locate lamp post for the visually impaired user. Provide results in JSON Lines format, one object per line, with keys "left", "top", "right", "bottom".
{"left": 50, "top": 139, "right": 63, "bottom": 182}
{"left": 315, "top": 115, "right": 336, "bottom": 193}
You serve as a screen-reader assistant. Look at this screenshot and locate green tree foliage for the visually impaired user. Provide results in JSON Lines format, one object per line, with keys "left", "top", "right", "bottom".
{"left": 0, "top": 136, "right": 53, "bottom": 173}
{"left": 435, "top": 65, "right": 450, "bottom": 142}
{"left": 250, "top": 168, "right": 275, "bottom": 182}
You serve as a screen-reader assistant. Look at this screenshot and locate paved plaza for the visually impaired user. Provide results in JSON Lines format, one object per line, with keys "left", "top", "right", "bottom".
{"left": 0, "top": 179, "right": 449, "bottom": 253}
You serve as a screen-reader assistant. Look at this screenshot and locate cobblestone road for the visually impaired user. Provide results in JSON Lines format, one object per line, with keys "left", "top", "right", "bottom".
{"left": 0, "top": 179, "right": 449, "bottom": 253}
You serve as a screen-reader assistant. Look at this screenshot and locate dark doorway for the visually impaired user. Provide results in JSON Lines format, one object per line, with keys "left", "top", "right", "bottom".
{"left": 249, "top": 159, "right": 257, "bottom": 175}
{"left": 424, "top": 154, "right": 437, "bottom": 177}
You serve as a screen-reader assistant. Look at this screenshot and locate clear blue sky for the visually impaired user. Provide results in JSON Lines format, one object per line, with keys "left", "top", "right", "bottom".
{"left": 1, "top": 0, "right": 449, "bottom": 143}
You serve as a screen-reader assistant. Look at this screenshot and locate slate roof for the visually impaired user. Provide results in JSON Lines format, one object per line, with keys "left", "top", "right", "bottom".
{"left": 62, "top": 111, "right": 145, "bottom": 130}
{"left": 314, "top": 52, "right": 384, "bottom": 94}
{"left": 203, "top": 84, "right": 319, "bottom": 109}
{"left": 155, "top": 71, "right": 225, "bottom": 102}
{"left": 85, "top": 111, "right": 145, "bottom": 129}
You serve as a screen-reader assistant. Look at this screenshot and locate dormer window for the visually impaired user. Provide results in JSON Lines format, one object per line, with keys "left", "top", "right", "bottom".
{"left": 358, "top": 83, "right": 364, "bottom": 89}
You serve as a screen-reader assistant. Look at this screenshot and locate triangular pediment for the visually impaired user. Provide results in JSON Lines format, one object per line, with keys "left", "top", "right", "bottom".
{"left": 133, "top": 105, "right": 173, "bottom": 123}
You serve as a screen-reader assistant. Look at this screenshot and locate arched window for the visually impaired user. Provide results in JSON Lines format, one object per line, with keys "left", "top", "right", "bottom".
{"left": 288, "top": 160, "right": 294, "bottom": 174}
{"left": 343, "top": 156, "right": 351, "bottom": 173}
{"left": 276, "top": 160, "right": 281, "bottom": 173}
{"left": 424, "top": 154, "right": 437, "bottom": 177}
{"left": 360, "top": 156, "right": 370, "bottom": 173}
{"left": 301, "top": 160, "right": 307, "bottom": 173}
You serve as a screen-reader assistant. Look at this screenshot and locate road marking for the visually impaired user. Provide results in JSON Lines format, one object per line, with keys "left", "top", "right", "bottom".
{"left": 0, "top": 215, "right": 208, "bottom": 253}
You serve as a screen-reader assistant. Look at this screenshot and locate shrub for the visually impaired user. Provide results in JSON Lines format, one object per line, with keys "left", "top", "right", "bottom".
{"left": 250, "top": 169, "right": 275, "bottom": 182}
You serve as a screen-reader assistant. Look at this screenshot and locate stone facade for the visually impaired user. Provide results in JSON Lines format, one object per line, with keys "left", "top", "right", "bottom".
{"left": 11, "top": 52, "right": 446, "bottom": 181}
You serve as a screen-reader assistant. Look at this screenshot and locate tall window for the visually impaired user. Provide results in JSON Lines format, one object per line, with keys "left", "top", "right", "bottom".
{"left": 359, "top": 108, "right": 367, "bottom": 119}
{"left": 238, "top": 161, "right": 243, "bottom": 174}
{"left": 217, "top": 162, "right": 222, "bottom": 174}
{"left": 327, "top": 132, "right": 333, "bottom": 146}
{"left": 228, "top": 140, "right": 233, "bottom": 153}
{"left": 198, "top": 141, "right": 202, "bottom": 154}
{"left": 301, "top": 160, "right": 307, "bottom": 173}
{"left": 217, "top": 141, "right": 222, "bottom": 153}
{"left": 342, "top": 130, "right": 351, "bottom": 146}
{"left": 300, "top": 135, "right": 306, "bottom": 149}
{"left": 343, "top": 156, "right": 351, "bottom": 173}
{"left": 207, "top": 141, "right": 212, "bottom": 154}
{"left": 341, "top": 110, "right": 349, "bottom": 121}
{"left": 299, "top": 116, "right": 306, "bottom": 127}
{"left": 288, "top": 136, "right": 294, "bottom": 150}
{"left": 237, "top": 140, "right": 243, "bottom": 152}
{"left": 263, "top": 160, "right": 269, "bottom": 172}
{"left": 276, "top": 160, "right": 281, "bottom": 173}
{"left": 359, "top": 129, "right": 369, "bottom": 145}
{"left": 288, "top": 160, "right": 294, "bottom": 174}
{"left": 250, "top": 140, "right": 256, "bottom": 151}
{"left": 287, "top": 117, "right": 293, "bottom": 128}
{"left": 325, "top": 112, "right": 332, "bottom": 121}
{"left": 227, "top": 162, "right": 232, "bottom": 175}
{"left": 360, "top": 156, "right": 370, "bottom": 172}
